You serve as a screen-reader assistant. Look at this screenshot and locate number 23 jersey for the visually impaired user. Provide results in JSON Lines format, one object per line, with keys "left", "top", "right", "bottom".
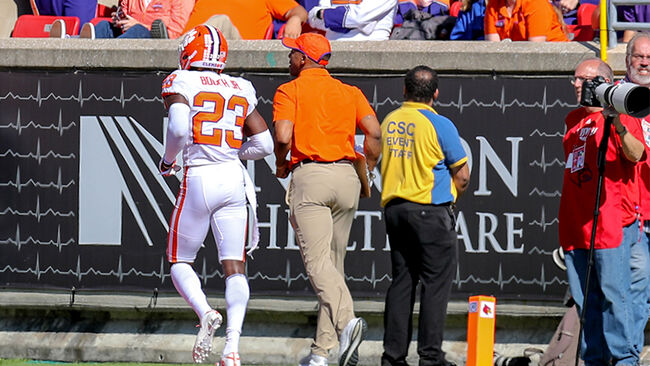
{"left": 161, "top": 69, "right": 258, "bottom": 166}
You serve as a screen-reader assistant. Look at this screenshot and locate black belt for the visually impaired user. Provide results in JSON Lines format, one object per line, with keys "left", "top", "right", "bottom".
{"left": 386, "top": 197, "right": 452, "bottom": 208}
{"left": 292, "top": 158, "right": 353, "bottom": 171}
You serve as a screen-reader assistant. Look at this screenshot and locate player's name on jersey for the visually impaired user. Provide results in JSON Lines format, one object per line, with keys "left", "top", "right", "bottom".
{"left": 199, "top": 75, "right": 243, "bottom": 90}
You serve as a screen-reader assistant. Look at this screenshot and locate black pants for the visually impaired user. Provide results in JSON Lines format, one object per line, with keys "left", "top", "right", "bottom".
{"left": 381, "top": 199, "right": 457, "bottom": 366}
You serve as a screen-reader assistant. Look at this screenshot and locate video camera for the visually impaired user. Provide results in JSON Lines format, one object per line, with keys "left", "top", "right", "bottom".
{"left": 580, "top": 76, "right": 650, "bottom": 118}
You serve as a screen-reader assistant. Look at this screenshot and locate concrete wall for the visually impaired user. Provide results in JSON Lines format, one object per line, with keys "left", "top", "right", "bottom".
{"left": 0, "top": 38, "right": 630, "bottom": 74}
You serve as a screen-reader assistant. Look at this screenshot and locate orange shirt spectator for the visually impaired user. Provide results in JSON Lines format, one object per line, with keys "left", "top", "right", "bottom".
{"left": 121, "top": 0, "right": 193, "bottom": 39}
{"left": 183, "top": 0, "right": 306, "bottom": 39}
{"left": 273, "top": 66, "right": 374, "bottom": 167}
{"left": 484, "top": 0, "right": 568, "bottom": 41}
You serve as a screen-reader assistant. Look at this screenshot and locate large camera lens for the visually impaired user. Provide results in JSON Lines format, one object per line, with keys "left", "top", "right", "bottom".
{"left": 595, "top": 82, "right": 650, "bottom": 118}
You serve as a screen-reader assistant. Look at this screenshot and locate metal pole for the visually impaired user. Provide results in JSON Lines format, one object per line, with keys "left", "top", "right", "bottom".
{"left": 574, "top": 115, "right": 613, "bottom": 366}
{"left": 600, "top": 0, "right": 608, "bottom": 60}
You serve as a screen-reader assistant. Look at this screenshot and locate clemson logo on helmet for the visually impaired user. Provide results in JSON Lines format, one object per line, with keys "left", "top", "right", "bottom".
{"left": 178, "top": 25, "right": 228, "bottom": 72}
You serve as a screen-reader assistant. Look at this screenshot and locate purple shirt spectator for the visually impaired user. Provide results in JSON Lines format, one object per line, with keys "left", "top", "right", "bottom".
{"left": 552, "top": 0, "right": 598, "bottom": 25}
{"left": 395, "top": 0, "right": 449, "bottom": 25}
{"left": 32, "top": 0, "right": 97, "bottom": 25}
{"left": 619, "top": 4, "right": 650, "bottom": 24}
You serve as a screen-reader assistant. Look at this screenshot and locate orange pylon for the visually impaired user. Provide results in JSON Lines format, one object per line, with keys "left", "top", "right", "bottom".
{"left": 467, "top": 295, "right": 496, "bottom": 366}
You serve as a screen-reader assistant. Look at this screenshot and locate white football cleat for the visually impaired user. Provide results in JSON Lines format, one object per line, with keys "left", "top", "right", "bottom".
{"left": 192, "top": 310, "right": 223, "bottom": 363}
{"left": 220, "top": 352, "right": 241, "bottom": 366}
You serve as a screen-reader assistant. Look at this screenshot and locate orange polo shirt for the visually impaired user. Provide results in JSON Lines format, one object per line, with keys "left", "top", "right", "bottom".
{"left": 183, "top": 0, "right": 298, "bottom": 39}
{"left": 484, "top": 0, "right": 568, "bottom": 41}
{"left": 273, "top": 68, "right": 376, "bottom": 169}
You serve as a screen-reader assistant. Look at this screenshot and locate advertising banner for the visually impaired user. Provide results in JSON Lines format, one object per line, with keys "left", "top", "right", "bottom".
{"left": 0, "top": 70, "right": 575, "bottom": 301}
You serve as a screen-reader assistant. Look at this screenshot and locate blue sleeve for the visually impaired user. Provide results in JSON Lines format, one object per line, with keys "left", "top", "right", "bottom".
{"left": 450, "top": 11, "right": 470, "bottom": 39}
{"left": 437, "top": 118, "right": 467, "bottom": 167}
{"left": 322, "top": 7, "right": 352, "bottom": 33}
{"left": 394, "top": 6, "right": 405, "bottom": 24}
{"left": 451, "top": 1, "right": 485, "bottom": 40}
{"left": 420, "top": 110, "right": 466, "bottom": 166}
{"left": 424, "top": 2, "right": 449, "bottom": 16}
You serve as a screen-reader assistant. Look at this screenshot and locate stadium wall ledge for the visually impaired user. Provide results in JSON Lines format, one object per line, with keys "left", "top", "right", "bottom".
{"left": 0, "top": 289, "right": 573, "bottom": 364}
{"left": 0, "top": 38, "right": 629, "bottom": 74}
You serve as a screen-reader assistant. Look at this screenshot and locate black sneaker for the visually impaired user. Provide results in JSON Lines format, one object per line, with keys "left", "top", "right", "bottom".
{"left": 150, "top": 19, "right": 168, "bottom": 39}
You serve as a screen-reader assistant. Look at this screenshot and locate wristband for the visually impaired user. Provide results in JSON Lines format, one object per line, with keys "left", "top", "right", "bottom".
{"left": 616, "top": 126, "right": 628, "bottom": 137}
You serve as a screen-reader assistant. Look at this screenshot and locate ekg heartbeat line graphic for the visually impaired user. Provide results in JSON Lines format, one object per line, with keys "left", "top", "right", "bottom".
{"left": 0, "top": 109, "right": 75, "bottom": 136}
{"left": 258, "top": 85, "right": 576, "bottom": 114}
{"left": 528, "top": 206, "right": 559, "bottom": 232}
{"left": 0, "top": 195, "right": 75, "bottom": 222}
{"left": 0, "top": 225, "right": 73, "bottom": 252}
{"left": 0, "top": 166, "right": 74, "bottom": 194}
{"left": 1, "top": 255, "right": 566, "bottom": 291}
{"left": 0, "top": 138, "right": 75, "bottom": 163}
{"left": 529, "top": 188, "right": 562, "bottom": 197}
{"left": 0, "top": 80, "right": 162, "bottom": 108}
{"left": 527, "top": 246, "right": 554, "bottom": 256}
{"left": 435, "top": 85, "right": 578, "bottom": 114}
{"left": 454, "top": 263, "right": 567, "bottom": 292}
{"left": 370, "top": 85, "right": 402, "bottom": 110}
{"left": 529, "top": 145, "right": 565, "bottom": 173}
{"left": 529, "top": 129, "right": 564, "bottom": 138}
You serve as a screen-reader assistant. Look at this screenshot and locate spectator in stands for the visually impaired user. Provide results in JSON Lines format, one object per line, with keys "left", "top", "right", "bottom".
{"left": 31, "top": 0, "right": 97, "bottom": 26}
{"left": 395, "top": 0, "right": 449, "bottom": 26}
{"left": 307, "top": 0, "right": 398, "bottom": 40}
{"left": 182, "top": 0, "right": 308, "bottom": 40}
{"left": 484, "top": 0, "right": 569, "bottom": 41}
{"left": 272, "top": 0, "right": 322, "bottom": 39}
{"left": 76, "top": 0, "right": 193, "bottom": 39}
{"left": 619, "top": 5, "right": 650, "bottom": 43}
{"left": 551, "top": 0, "right": 598, "bottom": 25}
{"left": 450, "top": 0, "right": 486, "bottom": 39}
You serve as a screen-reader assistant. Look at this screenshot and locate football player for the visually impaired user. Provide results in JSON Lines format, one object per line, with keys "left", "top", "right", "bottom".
{"left": 160, "top": 25, "right": 273, "bottom": 366}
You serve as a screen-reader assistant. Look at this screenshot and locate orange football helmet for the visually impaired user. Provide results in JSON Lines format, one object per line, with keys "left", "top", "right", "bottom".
{"left": 178, "top": 25, "right": 228, "bottom": 72}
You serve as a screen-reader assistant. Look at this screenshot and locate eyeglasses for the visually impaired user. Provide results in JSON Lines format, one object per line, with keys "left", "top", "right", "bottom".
{"left": 569, "top": 76, "right": 591, "bottom": 85}
{"left": 631, "top": 54, "right": 650, "bottom": 61}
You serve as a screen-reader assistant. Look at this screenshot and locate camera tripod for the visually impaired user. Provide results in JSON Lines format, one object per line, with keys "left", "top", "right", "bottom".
{"left": 574, "top": 114, "right": 614, "bottom": 366}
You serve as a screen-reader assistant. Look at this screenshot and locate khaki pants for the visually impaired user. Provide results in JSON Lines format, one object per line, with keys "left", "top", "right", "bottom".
{"left": 203, "top": 14, "right": 241, "bottom": 40}
{"left": 288, "top": 162, "right": 360, "bottom": 357}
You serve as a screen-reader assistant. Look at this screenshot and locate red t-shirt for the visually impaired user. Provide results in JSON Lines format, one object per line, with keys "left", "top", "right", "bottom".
{"left": 636, "top": 116, "right": 650, "bottom": 221}
{"left": 559, "top": 108, "right": 642, "bottom": 251}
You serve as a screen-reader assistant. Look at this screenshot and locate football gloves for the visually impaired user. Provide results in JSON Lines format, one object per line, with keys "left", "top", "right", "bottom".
{"left": 159, "top": 158, "right": 181, "bottom": 176}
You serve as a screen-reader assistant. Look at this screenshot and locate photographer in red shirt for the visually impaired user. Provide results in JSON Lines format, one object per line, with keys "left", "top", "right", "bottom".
{"left": 559, "top": 57, "right": 645, "bottom": 366}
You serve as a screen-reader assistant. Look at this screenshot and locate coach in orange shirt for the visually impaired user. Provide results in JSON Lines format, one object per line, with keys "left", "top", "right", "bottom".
{"left": 484, "top": 0, "right": 569, "bottom": 41}
{"left": 272, "top": 33, "right": 381, "bottom": 366}
{"left": 183, "top": 0, "right": 307, "bottom": 39}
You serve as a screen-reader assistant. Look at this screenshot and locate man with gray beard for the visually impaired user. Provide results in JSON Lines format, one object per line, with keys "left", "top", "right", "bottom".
{"left": 625, "top": 31, "right": 650, "bottom": 354}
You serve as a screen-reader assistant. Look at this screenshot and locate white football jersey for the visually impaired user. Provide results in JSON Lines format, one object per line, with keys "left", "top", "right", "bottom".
{"left": 316, "top": 0, "right": 397, "bottom": 41}
{"left": 162, "top": 69, "right": 258, "bottom": 166}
